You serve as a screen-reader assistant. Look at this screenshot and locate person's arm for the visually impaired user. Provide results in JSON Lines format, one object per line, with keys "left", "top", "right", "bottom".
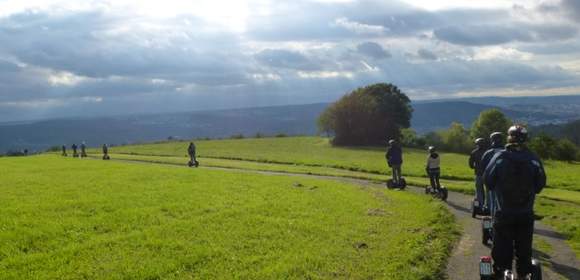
{"left": 533, "top": 158, "right": 546, "bottom": 194}
{"left": 469, "top": 151, "right": 476, "bottom": 169}
{"left": 483, "top": 153, "right": 501, "bottom": 191}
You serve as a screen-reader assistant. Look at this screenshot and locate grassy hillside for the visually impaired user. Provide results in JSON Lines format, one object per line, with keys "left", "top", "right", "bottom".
{"left": 0, "top": 155, "right": 456, "bottom": 279}
{"left": 96, "top": 136, "right": 580, "bottom": 257}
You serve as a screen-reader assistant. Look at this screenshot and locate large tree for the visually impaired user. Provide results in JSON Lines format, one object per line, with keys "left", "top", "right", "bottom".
{"left": 470, "top": 108, "right": 512, "bottom": 139}
{"left": 318, "top": 83, "right": 412, "bottom": 146}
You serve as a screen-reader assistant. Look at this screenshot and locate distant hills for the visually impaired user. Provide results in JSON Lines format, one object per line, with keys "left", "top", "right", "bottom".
{"left": 2, "top": 95, "right": 579, "bottom": 153}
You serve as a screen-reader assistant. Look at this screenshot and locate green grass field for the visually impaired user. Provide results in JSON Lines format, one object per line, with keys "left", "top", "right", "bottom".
{"left": 106, "top": 137, "right": 580, "bottom": 192}
{"left": 92, "top": 136, "right": 580, "bottom": 257}
{"left": 0, "top": 155, "right": 457, "bottom": 279}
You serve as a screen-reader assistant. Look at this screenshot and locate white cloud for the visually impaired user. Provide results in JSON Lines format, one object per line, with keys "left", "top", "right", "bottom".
{"left": 332, "top": 17, "right": 387, "bottom": 35}
{"left": 473, "top": 47, "right": 534, "bottom": 61}
{"left": 298, "top": 70, "right": 354, "bottom": 79}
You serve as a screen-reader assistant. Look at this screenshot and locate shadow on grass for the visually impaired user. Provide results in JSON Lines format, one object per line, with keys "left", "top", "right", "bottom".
{"left": 445, "top": 200, "right": 471, "bottom": 214}
{"left": 534, "top": 227, "right": 568, "bottom": 241}
{"left": 533, "top": 247, "right": 580, "bottom": 279}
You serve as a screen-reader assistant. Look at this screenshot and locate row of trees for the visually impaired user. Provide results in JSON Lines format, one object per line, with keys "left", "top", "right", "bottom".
{"left": 319, "top": 83, "right": 579, "bottom": 161}
{"left": 399, "top": 111, "right": 580, "bottom": 161}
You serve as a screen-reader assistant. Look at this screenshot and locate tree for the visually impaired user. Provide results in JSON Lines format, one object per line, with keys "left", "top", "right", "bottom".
{"left": 318, "top": 83, "right": 413, "bottom": 146}
{"left": 528, "top": 133, "right": 557, "bottom": 159}
{"left": 442, "top": 122, "right": 472, "bottom": 153}
{"left": 554, "top": 139, "right": 579, "bottom": 161}
{"left": 471, "top": 109, "right": 512, "bottom": 139}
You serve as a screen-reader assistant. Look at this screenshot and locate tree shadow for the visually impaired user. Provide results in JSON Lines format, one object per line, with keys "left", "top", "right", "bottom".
{"left": 534, "top": 228, "right": 567, "bottom": 241}
{"left": 533, "top": 248, "right": 580, "bottom": 279}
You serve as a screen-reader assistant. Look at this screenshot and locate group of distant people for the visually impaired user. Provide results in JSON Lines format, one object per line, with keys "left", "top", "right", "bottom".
{"left": 61, "top": 142, "right": 110, "bottom": 160}
{"left": 385, "top": 125, "right": 546, "bottom": 278}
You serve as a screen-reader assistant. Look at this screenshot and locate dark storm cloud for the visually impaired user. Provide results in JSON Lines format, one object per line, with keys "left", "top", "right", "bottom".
{"left": 356, "top": 42, "right": 391, "bottom": 59}
{"left": 0, "top": 10, "right": 252, "bottom": 85}
{"left": 562, "top": 0, "right": 580, "bottom": 21}
{"left": 433, "top": 23, "right": 578, "bottom": 46}
{"left": 416, "top": 49, "right": 437, "bottom": 60}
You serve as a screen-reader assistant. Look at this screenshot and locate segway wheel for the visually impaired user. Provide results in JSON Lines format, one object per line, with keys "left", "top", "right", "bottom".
{"left": 187, "top": 161, "right": 193, "bottom": 167}
{"left": 425, "top": 187, "right": 430, "bottom": 194}
{"left": 440, "top": 187, "right": 448, "bottom": 201}
{"left": 400, "top": 178, "right": 407, "bottom": 189}
{"left": 531, "top": 259, "right": 542, "bottom": 280}
{"left": 194, "top": 160, "right": 199, "bottom": 167}
{"left": 386, "top": 179, "right": 394, "bottom": 189}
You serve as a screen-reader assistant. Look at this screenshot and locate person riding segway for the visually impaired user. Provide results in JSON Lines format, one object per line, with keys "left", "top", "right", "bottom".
{"left": 481, "top": 132, "right": 505, "bottom": 215}
{"left": 61, "top": 145, "right": 67, "bottom": 157}
{"left": 102, "top": 144, "right": 110, "bottom": 160}
{"left": 386, "top": 139, "right": 406, "bottom": 189}
{"left": 80, "top": 142, "right": 87, "bottom": 158}
{"left": 71, "top": 144, "right": 78, "bottom": 158}
{"left": 425, "top": 146, "right": 447, "bottom": 201}
{"left": 470, "top": 138, "right": 488, "bottom": 218}
{"left": 481, "top": 125, "right": 546, "bottom": 280}
{"left": 480, "top": 132, "right": 505, "bottom": 246}
{"left": 187, "top": 142, "right": 199, "bottom": 167}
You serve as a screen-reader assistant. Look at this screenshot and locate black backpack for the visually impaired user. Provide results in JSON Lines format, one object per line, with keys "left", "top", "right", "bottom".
{"left": 500, "top": 155, "right": 536, "bottom": 210}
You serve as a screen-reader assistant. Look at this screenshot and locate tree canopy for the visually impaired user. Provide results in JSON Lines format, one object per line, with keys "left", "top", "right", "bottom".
{"left": 318, "top": 83, "right": 412, "bottom": 146}
{"left": 470, "top": 108, "right": 512, "bottom": 139}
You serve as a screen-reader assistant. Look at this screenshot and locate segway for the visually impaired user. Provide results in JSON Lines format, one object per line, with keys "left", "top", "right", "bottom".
{"left": 425, "top": 186, "right": 448, "bottom": 201}
{"left": 479, "top": 257, "right": 542, "bottom": 280}
{"left": 187, "top": 159, "right": 199, "bottom": 168}
{"left": 481, "top": 216, "right": 493, "bottom": 245}
{"left": 472, "top": 199, "right": 489, "bottom": 218}
{"left": 386, "top": 177, "right": 406, "bottom": 190}
{"left": 103, "top": 154, "right": 110, "bottom": 160}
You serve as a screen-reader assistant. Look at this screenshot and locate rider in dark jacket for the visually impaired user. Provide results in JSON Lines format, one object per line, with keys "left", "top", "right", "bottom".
{"left": 481, "top": 132, "right": 505, "bottom": 212}
{"left": 386, "top": 139, "right": 403, "bottom": 184}
{"left": 469, "top": 138, "right": 487, "bottom": 209}
{"left": 484, "top": 125, "right": 546, "bottom": 277}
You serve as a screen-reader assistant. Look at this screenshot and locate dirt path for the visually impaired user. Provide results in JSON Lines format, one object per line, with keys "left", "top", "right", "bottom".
{"left": 95, "top": 156, "right": 580, "bottom": 279}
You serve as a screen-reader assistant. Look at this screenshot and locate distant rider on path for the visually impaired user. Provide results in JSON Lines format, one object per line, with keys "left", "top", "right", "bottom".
{"left": 426, "top": 146, "right": 441, "bottom": 191}
{"left": 62, "top": 145, "right": 67, "bottom": 156}
{"left": 102, "top": 144, "right": 109, "bottom": 160}
{"left": 80, "top": 142, "right": 87, "bottom": 158}
{"left": 469, "top": 138, "right": 487, "bottom": 211}
{"left": 188, "top": 142, "right": 197, "bottom": 167}
{"left": 72, "top": 144, "right": 78, "bottom": 157}
{"left": 386, "top": 139, "right": 403, "bottom": 185}
{"left": 484, "top": 125, "right": 546, "bottom": 278}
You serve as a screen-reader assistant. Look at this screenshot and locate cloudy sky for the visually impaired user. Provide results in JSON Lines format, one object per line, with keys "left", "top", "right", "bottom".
{"left": 1, "top": 0, "right": 580, "bottom": 121}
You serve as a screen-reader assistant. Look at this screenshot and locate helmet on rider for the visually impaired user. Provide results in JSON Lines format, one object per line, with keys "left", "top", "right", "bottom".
{"left": 388, "top": 139, "right": 396, "bottom": 146}
{"left": 428, "top": 146, "right": 436, "bottom": 153}
{"left": 507, "top": 125, "right": 528, "bottom": 144}
{"left": 490, "top": 132, "right": 503, "bottom": 144}
{"left": 475, "top": 138, "right": 485, "bottom": 147}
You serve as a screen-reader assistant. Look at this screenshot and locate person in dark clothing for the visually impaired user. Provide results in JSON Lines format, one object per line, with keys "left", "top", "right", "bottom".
{"left": 426, "top": 146, "right": 441, "bottom": 191}
{"left": 386, "top": 139, "right": 403, "bottom": 184}
{"left": 188, "top": 142, "right": 197, "bottom": 166}
{"left": 484, "top": 125, "right": 546, "bottom": 278}
{"left": 469, "top": 138, "right": 487, "bottom": 210}
{"left": 102, "top": 144, "right": 109, "bottom": 160}
{"left": 72, "top": 144, "right": 78, "bottom": 157}
{"left": 481, "top": 132, "right": 505, "bottom": 213}
{"left": 80, "top": 142, "right": 87, "bottom": 158}
{"left": 62, "top": 145, "right": 67, "bottom": 156}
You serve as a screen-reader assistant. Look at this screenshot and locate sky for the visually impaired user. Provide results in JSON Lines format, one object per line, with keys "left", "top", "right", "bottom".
{"left": 1, "top": 0, "right": 580, "bottom": 121}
